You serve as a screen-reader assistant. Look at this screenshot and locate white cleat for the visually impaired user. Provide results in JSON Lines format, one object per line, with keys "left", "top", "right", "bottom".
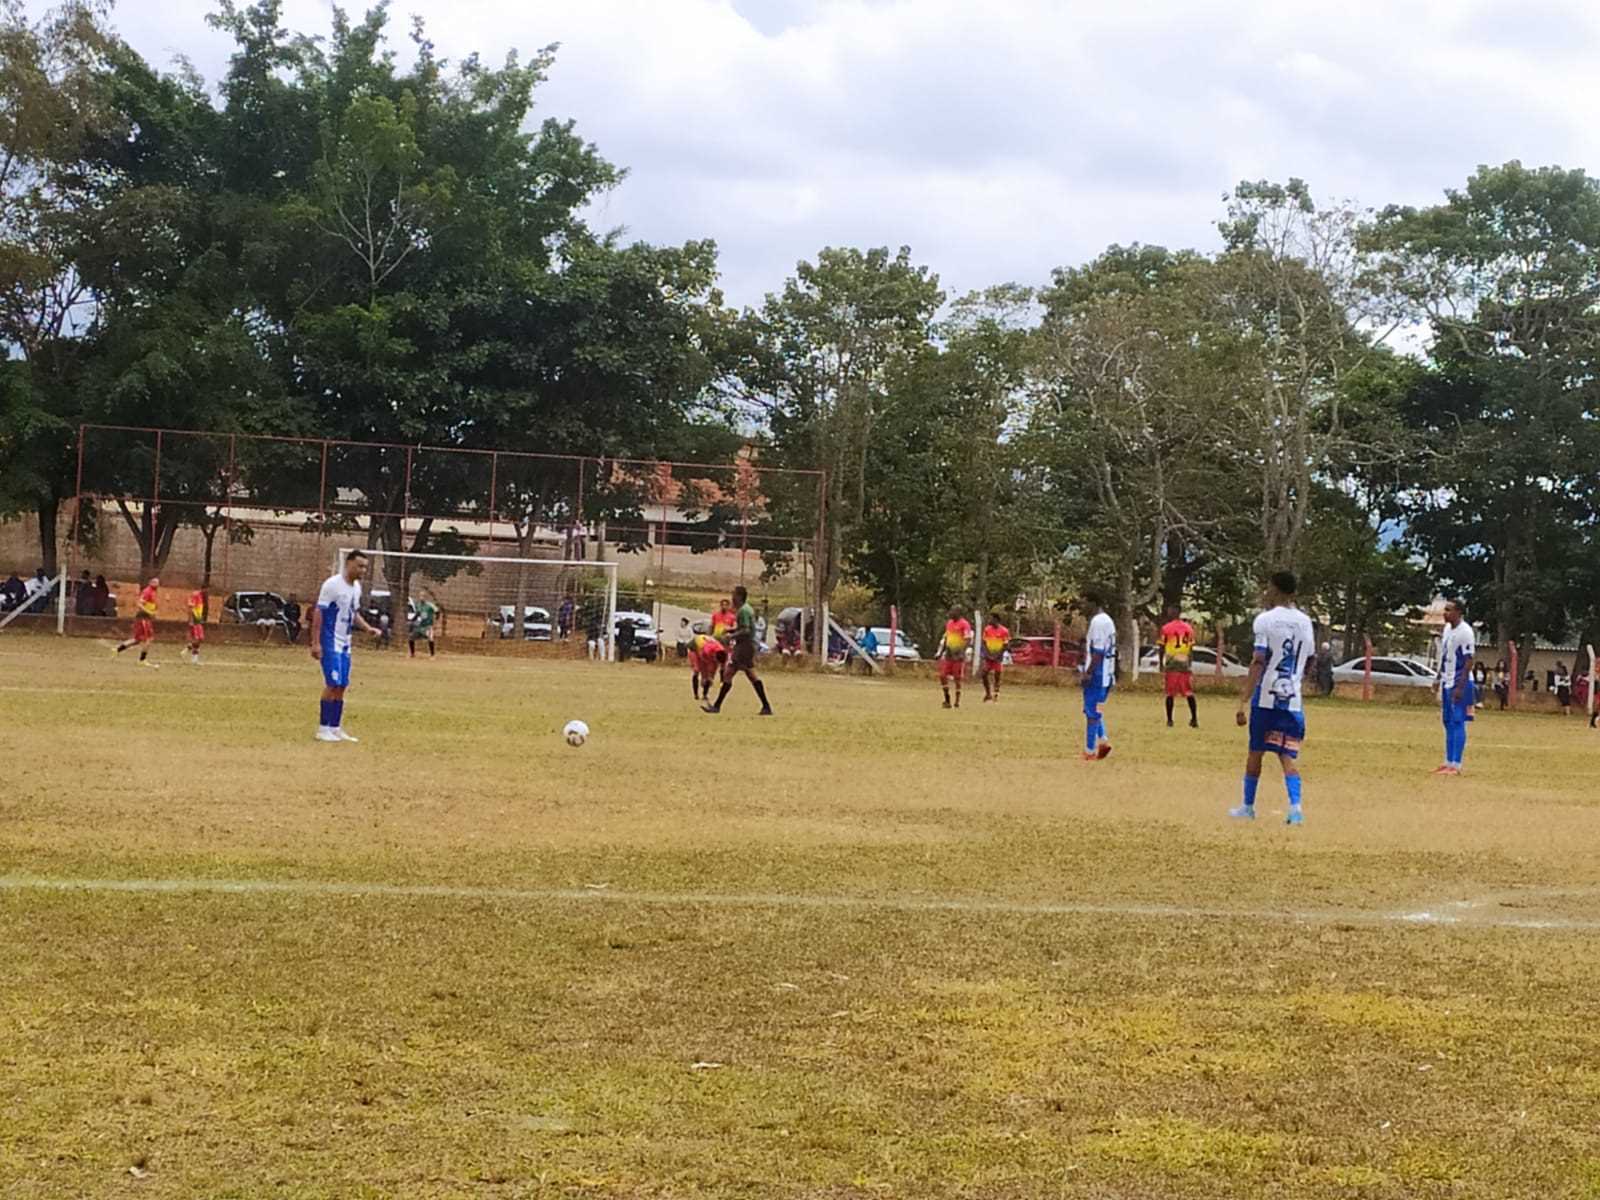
{"left": 315, "top": 729, "right": 340, "bottom": 742}
{"left": 334, "top": 729, "right": 360, "bottom": 743}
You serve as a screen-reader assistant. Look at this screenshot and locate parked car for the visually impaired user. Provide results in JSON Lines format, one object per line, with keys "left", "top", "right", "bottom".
{"left": 490, "top": 605, "right": 553, "bottom": 640}
{"left": 222, "top": 590, "right": 296, "bottom": 639}
{"left": 223, "top": 590, "right": 286, "bottom": 625}
{"left": 1331, "top": 655, "right": 1438, "bottom": 689}
{"left": 613, "top": 610, "right": 660, "bottom": 661}
{"left": 1138, "top": 644, "right": 1250, "bottom": 677}
{"left": 363, "top": 589, "right": 417, "bottom": 630}
{"left": 1009, "top": 636, "right": 1084, "bottom": 669}
{"left": 866, "top": 626, "right": 922, "bottom": 662}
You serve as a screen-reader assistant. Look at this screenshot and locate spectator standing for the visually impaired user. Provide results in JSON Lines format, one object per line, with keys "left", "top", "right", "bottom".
{"left": 616, "top": 615, "right": 637, "bottom": 662}
{"left": 1554, "top": 662, "right": 1573, "bottom": 715}
{"left": 1493, "top": 659, "right": 1509, "bottom": 710}
{"left": 24, "top": 567, "right": 49, "bottom": 612}
{"left": 284, "top": 595, "right": 302, "bottom": 644}
{"left": 586, "top": 606, "right": 604, "bottom": 661}
{"left": 558, "top": 596, "right": 575, "bottom": 640}
{"left": 1315, "top": 642, "right": 1336, "bottom": 697}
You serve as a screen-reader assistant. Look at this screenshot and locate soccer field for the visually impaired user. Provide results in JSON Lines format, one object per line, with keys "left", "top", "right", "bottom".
{"left": 3, "top": 635, "right": 1599, "bottom": 1198}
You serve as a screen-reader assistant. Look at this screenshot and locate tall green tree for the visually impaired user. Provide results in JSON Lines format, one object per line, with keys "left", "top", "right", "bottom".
{"left": 743, "top": 246, "right": 944, "bottom": 605}
{"left": 1369, "top": 162, "right": 1600, "bottom": 646}
{"left": 0, "top": 0, "right": 119, "bottom": 571}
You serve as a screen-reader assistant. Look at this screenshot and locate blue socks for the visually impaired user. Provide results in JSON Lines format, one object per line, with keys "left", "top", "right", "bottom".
{"left": 319, "top": 699, "right": 345, "bottom": 729}
{"left": 1242, "top": 774, "right": 1260, "bottom": 809}
{"left": 1085, "top": 716, "right": 1098, "bottom": 754}
{"left": 1286, "top": 774, "right": 1302, "bottom": 810}
{"left": 1444, "top": 724, "right": 1466, "bottom": 767}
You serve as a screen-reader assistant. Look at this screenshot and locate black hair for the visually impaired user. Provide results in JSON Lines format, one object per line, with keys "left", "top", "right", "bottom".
{"left": 732, "top": 585, "right": 748, "bottom": 604}
{"left": 346, "top": 549, "right": 369, "bottom": 563}
{"left": 1270, "top": 570, "right": 1297, "bottom": 596}
{"left": 1081, "top": 585, "right": 1109, "bottom": 610}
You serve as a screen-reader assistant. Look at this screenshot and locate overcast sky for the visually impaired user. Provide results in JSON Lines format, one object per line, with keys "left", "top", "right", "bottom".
{"left": 95, "top": 0, "right": 1600, "bottom": 307}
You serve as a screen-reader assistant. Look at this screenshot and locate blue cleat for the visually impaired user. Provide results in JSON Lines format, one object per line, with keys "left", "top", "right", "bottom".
{"left": 1285, "top": 807, "right": 1304, "bottom": 827}
{"left": 1229, "top": 805, "right": 1255, "bottom": 820}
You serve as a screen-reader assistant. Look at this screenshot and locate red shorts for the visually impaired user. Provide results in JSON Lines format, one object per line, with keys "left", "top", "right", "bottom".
{"left": 1165, "top": 670, "right": 1193, "bottom": 698}
{"left": 981, "top": 658, "right": 1003, "bottom": 676}
{"left": 690, "top": 651, "right": 722, "bottom": 680}
{"left": 189, "top": 623, "right": 205, "bottom": 643}
{"left": 939, "top": 658, "right": 964, "bottom": 681}
{"left": 133, "top": 618, "right": 156, "bottom": 644}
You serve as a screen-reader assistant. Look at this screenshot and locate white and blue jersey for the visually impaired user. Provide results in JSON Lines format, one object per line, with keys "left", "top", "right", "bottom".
{"left": 1085, "top": 612, "right": 1116, "bottom": 690}
{"left": 1249, "top": 605, "right": 1314, "bottom": 757}
{"left": 317, "top": 573, "right": 362, "bottom": 687}
{"left": 1439, "top": 620, "right": 1477, "bottom": 725}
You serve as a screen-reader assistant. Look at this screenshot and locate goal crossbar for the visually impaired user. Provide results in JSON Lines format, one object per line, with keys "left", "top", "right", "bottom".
{"left": 335, "top": 549, "right": 621, "bottom": 662}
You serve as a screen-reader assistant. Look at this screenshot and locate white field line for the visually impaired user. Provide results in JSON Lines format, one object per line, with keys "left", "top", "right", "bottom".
{"left": 2, "top": 874, "right": 1597, "bottom": 932}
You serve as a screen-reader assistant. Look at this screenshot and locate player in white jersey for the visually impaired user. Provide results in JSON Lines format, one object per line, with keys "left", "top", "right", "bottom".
{"left": 1079, "top": 587, "right": 1117, "bottom": 761}
{"left": 1435, "top": 598, "right": 1476, "bottom": 775}
{"left": 310, "top": 550, "right": 377, "bottom": 743}
{"left": 1232, "top": 570, "right": 1315, "bottom": 825}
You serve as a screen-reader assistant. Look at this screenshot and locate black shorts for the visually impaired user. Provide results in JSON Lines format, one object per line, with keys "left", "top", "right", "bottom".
{"left": 730, "top": 636, "right": 757, "bottom": 671}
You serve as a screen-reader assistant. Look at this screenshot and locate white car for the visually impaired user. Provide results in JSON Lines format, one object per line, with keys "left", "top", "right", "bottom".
{"left": 491, "top": 605, "right": 553, "bottom": 640}
{"left": 867, "top": 627, "right": 922, "bottom": 662}
{"left": 1138, "top": 644, "right": 1250, "bottom": 677}
{"left": 1331, "top": 655, "right": 1438, "bottom": 689}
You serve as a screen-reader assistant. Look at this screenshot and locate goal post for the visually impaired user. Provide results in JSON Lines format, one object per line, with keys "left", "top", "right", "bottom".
{"left": 334, "top": 548, "right": 619, "bottom": 658}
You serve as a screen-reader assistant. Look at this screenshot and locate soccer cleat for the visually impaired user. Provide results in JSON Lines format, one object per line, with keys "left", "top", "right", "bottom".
{"left": 139, "top": 659, "right": 159, "bottom": 670}
{"left": 942, "top": 699, "right": 952, "bottom": 709}
{"left": 1096, "top": 742, "right": 1113, "bottom": 760}
{"left": 1229, "top": 805, "right": 1255, "bottom": 820}
{"left": 1081, "top": 752, "right": 1098, "bottom": 762}
{"left": 334, "top": 729, "right": 360, "bottom": 743}
{"left": 758, "top": 707, "right": 774, "bottom": 717}
{"left": 1285, "top": 807, "right": 1304, "bottom": 826}
{"left": 315, "top": 729, "right": 340, "bottom": 742}
{"left": 1189, "top": 718, "right": 1198, "bottom": 729}
{"left": 1166, "top": 719, "right": 1174, "bottom": 728}
{"left": 701, "top": 704, "right": 721, "bottom": 715}
{"left": 1431, "top": 765, "right": 1459, "bottom": 776}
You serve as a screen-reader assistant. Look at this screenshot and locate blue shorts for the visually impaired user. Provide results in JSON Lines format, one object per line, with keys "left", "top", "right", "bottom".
{"left": 1442, "top": 680, "right": 1477, "bottom": 726}
{"left": 321, "top": 650, "right": 352, "bottom": 689}
{"left": 1249, "top": 706, "right": 1305, "bottom": 758}
{"left": 1083, "top": 682, "right": 1110, "bottom": 717}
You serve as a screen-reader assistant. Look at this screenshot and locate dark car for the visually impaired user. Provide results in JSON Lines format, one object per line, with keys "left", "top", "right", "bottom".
{"left": 1008, "top": 636, "right": 1083, "bottom": 669}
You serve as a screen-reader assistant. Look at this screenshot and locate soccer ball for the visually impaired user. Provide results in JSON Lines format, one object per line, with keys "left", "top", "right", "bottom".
{"left": 563, "top": 719, "right": 589, "bottom": 747}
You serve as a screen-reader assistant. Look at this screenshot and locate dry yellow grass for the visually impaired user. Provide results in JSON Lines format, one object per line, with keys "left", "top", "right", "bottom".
{"left": 2, "top": 632, "right": 1599, "bottom": 1198}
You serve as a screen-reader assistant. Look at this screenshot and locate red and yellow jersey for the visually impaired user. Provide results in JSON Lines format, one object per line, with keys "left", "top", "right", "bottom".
{"left": 709, "top": 610, "right": 735, "bottom": 638}
{"left": 981, "top": 623, "right": 1010, "bottom": 659}
{"left": 138, "top": 585, "right": 158, "bottom": 618}
{"left": 690, "top": 633, "right": 725, "bottom": 659}
{"left": 188, "top": 590, "right": 205, "bottom": 623}
{"left": 941, "top": 618, "right": 972, "bottom": 659}
{"left": 1160, "top": 619, "right": 1195, "bottom": 672}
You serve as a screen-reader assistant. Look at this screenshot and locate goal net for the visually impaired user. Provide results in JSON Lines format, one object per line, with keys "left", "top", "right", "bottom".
{"left": 336, "top": 548, "right": 620, "bottom": 658}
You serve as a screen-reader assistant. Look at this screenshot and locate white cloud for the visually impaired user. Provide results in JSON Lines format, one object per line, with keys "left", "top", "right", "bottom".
{"left": 73, "top": 0, "right": 1600, "bottom": 304}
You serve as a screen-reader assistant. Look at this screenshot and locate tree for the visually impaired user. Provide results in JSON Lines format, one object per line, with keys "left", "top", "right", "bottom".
{"left": 0, "top": 0, "right": 119, "bottom": 571}
{"left": 1028, "top": 247, "right": 1244, "bottom": 664}
{"left": 744, "top": 246, "right": 944, "bottom": 605}
{"left": 845, "top": 286, "right": 1036, "bottom": 637}
{"left": 1369, "top": 162, "right": 1600, "bottom": 646}
{"left": 1206, "top": 180, "right": 1407, "bottom": 571}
